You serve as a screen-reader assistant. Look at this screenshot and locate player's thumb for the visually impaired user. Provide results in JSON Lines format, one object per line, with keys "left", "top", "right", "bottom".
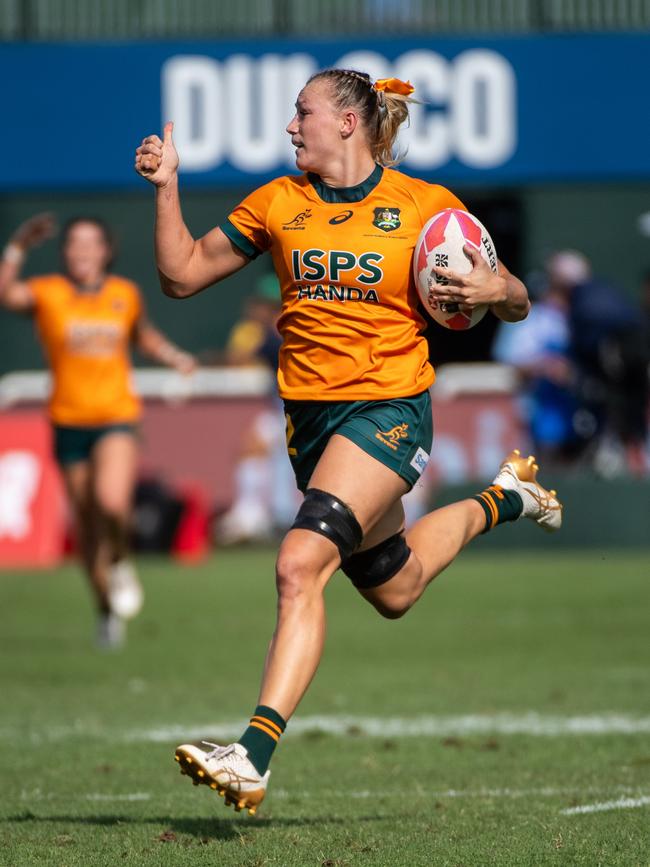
{"left": 163, "top": 121, "right": 174, "bottom": 144}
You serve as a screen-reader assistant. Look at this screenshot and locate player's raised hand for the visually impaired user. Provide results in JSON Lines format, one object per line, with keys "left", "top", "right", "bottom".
{"left": 11, "top": 213, "right": 57, "bottom": 250}
{"left": 135, "top": 122, "right": 179, "bottom": 187}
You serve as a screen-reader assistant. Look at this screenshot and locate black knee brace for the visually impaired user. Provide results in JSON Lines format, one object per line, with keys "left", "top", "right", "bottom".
{"left": 290, "top": 488, "right": 363, "bottom": 561}
{"left": 341, "top": 532, "right": 411, "bottom": 589}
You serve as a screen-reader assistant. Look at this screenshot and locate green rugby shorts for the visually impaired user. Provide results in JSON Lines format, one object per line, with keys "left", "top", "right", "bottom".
{"left": 283, "top": 390, "right": 433, "bottom": 493}
{"left": 52, "top": 422, "right": 138, "bottom": 465}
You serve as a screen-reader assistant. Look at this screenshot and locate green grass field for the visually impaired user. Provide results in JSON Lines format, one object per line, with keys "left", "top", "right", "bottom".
{"left": 1, "top": 547, "right": 649, "bottom": 866}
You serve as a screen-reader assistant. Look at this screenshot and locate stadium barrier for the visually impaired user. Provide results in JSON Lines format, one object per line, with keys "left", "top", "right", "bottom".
{"left": 0, "top": 365, "right": 647, "bottom": 565}
{"left": 0, "top": 412, "right": 67, "bottom": 567}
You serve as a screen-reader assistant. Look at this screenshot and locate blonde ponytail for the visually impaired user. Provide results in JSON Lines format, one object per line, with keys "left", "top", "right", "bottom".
{"left": 373, "top": 90, "right": 411, "bottom": 166}
{"left": 307, "top": 69, "right": 415, "bottom": 167}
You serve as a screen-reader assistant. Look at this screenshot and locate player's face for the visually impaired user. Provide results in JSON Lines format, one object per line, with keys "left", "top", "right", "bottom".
{"left": 62, "top": 222, "right": 112, "bottom": 285}
{"left": 286, "top": 81, "right": 345, "bottom": 173}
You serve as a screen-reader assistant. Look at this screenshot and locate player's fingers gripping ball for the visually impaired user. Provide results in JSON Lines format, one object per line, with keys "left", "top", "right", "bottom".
{"left": 413, "top": 208, "right": 498, "bottom": 330}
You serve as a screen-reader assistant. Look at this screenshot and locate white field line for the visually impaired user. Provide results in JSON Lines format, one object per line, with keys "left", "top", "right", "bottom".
{"left": 561, "top": 795, "right": 650, "bottom": 815}
{"left": 7, "top": 711, "right": 650, "bottom": 744}
{"left": 6, "top": 713, "right": 650, "bottom": 745}
{"left": 84, "top": 792, "right": 151, "bottom": 802}
{"left": 18, "top": 789, "right": 151, "bottom": 803}
{"left": 124, "top": 712, "right": 650, "bottom": 743}
{"left": 273, "top": 785, "right": 647, "bottom": 802}
{"left": 19, "top": 786, "right": 650, "bottom": 810}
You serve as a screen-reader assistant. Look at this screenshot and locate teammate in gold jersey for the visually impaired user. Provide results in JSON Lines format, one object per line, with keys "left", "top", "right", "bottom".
{"left": 0, "top": 214, "right": 196, "bottom": 648}
{"left": 136, "top": 68, "right": 562, "bottom": 812}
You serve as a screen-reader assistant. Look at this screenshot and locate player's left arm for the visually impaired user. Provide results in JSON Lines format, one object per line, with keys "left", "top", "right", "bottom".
{"left": 488, "top": 256, "right": 530, "bottom": 322}
{"left": 133, "top": 312, "right": 197, "bottom": 374}
{"left": 432, "top": 245, "right": 530, "bottom": 322}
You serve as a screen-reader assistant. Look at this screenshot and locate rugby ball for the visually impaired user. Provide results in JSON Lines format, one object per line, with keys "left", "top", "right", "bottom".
{"left": 413, "top": 208, "right": 498, "bottom": 330}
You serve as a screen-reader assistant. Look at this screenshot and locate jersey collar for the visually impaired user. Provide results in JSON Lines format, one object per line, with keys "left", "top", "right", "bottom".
{"left": 307, "top": 164, "right": 383, "bottom": 204}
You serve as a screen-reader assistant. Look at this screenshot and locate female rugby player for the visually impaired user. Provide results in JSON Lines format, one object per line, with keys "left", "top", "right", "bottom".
{"left": 0, "top": 214, "right": 196, "bottom": 648}
{"left": 135, "top": 69, "right": 561, "bottom": 812}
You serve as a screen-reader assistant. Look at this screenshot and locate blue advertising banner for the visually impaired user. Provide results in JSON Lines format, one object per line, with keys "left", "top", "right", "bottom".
{"left": 0, "top": 34, "right": 647, "bottom": 190}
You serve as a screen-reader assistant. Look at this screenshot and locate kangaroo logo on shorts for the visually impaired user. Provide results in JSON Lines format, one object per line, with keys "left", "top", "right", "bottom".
{"left": 373, "top": 207, "right": 401, "bottom": 233}
{"left": 375, "top": 422, "right": 409, "bottom": 451}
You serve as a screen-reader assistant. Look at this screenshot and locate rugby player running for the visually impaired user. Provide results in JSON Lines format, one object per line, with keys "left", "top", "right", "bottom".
{"left": 135, "top": 69, "right": 562, "bottom": 813}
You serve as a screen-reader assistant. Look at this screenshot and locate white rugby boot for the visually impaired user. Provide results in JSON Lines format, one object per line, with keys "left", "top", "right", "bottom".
{"left": 492, "top": 449, "right": 563, "bottom": 532}
{"left": 108, "top": 559, "right": 144, "bottom": 620}
{"left": 174, "top": 741, "right": 270, "bottom": 815}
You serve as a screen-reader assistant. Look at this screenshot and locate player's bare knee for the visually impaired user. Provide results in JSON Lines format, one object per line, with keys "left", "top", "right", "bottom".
{"left": 275, "top": 546, "right": 319, "bottom": 603}
{"left": 275, "top": 488, "right": 364, "bottom": 604}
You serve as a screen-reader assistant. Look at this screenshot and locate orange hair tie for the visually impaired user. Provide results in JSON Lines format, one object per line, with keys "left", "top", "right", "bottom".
{"left": 373, "top": 77, "right": 415, "bottom": 96}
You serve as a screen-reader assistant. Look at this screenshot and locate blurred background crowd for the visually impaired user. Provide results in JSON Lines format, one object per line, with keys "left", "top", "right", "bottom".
{"left": 0, "top": 0, "right": 648, "bottom": 568}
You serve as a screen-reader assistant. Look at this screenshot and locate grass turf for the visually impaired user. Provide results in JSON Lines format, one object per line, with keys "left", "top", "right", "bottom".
{"left": 0, "top": 547, "right": 649, "bottom": 865}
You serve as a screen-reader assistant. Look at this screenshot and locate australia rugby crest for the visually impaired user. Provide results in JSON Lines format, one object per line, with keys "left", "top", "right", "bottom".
{"left": 373, "top": 207, "right": 401, "bottom": 232}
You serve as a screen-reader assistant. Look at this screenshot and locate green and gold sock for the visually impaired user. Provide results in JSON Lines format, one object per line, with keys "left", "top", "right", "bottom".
{"left": 238, "top": 705, "right": 286, "bottom": 774}
{"left": 473, "top": 484, "right": 523, "bottom": 532}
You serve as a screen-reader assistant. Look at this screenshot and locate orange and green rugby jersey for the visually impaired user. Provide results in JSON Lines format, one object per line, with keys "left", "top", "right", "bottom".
{"left": 222, "top": 164, "right": 465, "bottom": 400}
{"left": 27, "top": 274, "right": 142, "bottom": 425}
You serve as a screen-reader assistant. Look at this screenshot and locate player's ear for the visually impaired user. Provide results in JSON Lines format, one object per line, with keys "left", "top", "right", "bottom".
{"left": 340, "top": 110, "right": 358, "bottom": 139}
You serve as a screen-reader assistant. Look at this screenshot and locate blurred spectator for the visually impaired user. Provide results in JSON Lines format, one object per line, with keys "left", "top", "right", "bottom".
{"left": 558, "top": 251, "right": 649, "bottom": 477}
{"left": 495, "top": 249, "right": 650, "bottom": 475}
{"left": 492, "top": 254, "right": 581, "bottom": 464}
{"left": 215, "top": 274, "right": 299, "bottom": 544}
{"left": 223, "top": 273, "right": 282, "bottom": 370}
{"left": 640, "top": 267, "right": 650, "bottom": 355}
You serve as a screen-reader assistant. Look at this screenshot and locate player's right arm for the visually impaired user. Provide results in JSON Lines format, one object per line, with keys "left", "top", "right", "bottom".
{"left": 0, "top": 213, "right": 56, "bottom": 313}
{"left": 135, "top": 123, "right": 250, "bottom": 299}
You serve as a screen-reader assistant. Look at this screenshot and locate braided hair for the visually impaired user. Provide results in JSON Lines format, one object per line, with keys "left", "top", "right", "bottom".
{"left": 306, "top": 68, "right": 411, "bottom": 167}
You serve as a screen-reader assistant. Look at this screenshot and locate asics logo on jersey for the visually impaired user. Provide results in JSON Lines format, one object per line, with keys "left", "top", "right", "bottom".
{"left": 375, "top": 423, "right": 409, "bottom": 451}
{"left": 283, "top": 209, "right": 312, "bottom": 230}
{"left": 329, "top": 210, "right": 353, "bottom": 225}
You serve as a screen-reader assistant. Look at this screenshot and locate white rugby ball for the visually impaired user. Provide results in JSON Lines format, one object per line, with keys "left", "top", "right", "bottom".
{"left": 413, "top": 208, "right": 498, "bottom": 330}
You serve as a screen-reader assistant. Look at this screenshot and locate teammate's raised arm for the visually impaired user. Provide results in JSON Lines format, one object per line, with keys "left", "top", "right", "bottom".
{"left": 135, "top": 122, "right": 249, "bottom": 299}
{"left": 133, "top": 312, "right": 198, "bottom": 375}
{"left": 0, "top": 213, "right": 56, "bottom": 312}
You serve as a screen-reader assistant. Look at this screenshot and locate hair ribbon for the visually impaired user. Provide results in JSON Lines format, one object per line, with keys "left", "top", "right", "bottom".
{"left": 372, "top": 78, "right": 415, "bottom": 96}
